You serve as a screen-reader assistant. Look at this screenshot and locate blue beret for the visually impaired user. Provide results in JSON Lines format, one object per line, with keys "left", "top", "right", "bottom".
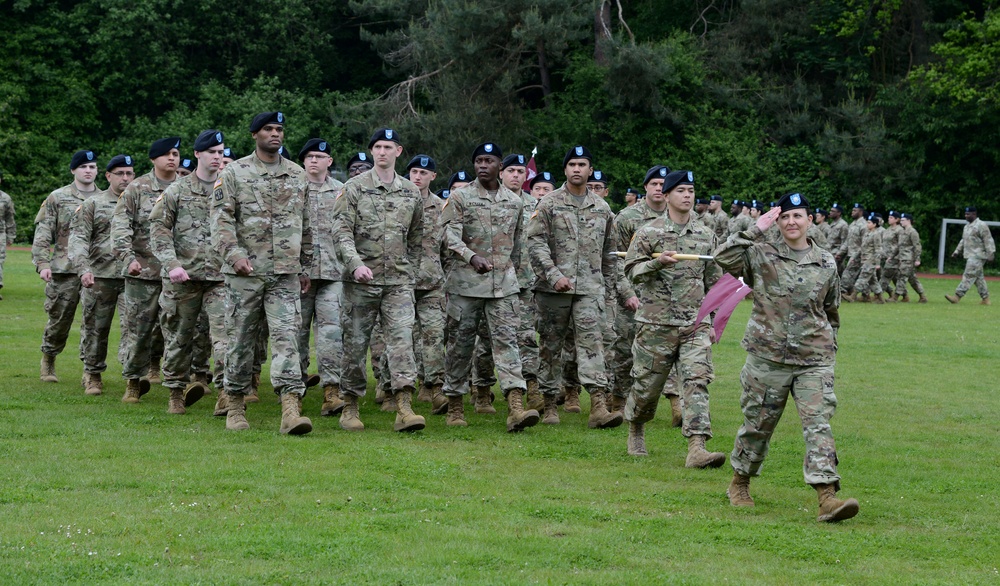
{"left": 149, "top": 137, "right": 181, "bottom": 159}
{"left": 369, "top": 128, "right": 401, "bottom": 148}
{"left": 250, "top": 111, "right": 284, "bottom": 133}
{"left": 106, "top": 154, "right": 133, "bottom": 171}
{"left": 407, "top": 154, "right": 436, "bottom": 172}
{"left": 194, "top": 129, "right": 224, "bottom": 152}
{"left": 472, "top": 142, "right": 502, "bottom": 162}
{"left": 563, "top": 145, "right": 592, "bottom": 167}
{"left": 70, "top": 150, "right": 97, "bottom": 170}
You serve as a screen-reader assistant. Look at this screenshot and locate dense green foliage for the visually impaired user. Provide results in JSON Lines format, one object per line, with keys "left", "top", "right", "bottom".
{"left": 1, "top": 0, "right": 998, "bottom": 255}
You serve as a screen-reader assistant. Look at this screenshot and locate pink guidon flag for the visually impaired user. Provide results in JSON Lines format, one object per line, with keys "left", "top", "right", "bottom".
{"left": 696, "top": 273, "right": 753, "bottom": 343}
{"left": 522, "top": 147, "right": 538, "bottom": 191}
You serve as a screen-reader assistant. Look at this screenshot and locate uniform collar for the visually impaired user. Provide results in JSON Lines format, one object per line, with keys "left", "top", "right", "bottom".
{"left": 250, "top": 151, "right": 293, "bottom": 178}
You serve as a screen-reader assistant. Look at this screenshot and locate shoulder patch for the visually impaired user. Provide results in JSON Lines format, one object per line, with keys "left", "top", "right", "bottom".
{"left": 75, "top": 205, "right": 82, "bottom": 213}
{"left": 214, "top": 178, "right": 223, "bottom": 190}
{"left": 155, "top": 194, "right": 164, "bottom": 203}
{"left": 530, "top": 210, "right": 538, "bottom": 219}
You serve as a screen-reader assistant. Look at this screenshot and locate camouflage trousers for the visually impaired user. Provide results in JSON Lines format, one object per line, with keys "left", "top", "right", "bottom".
{"left": 159, "top": 279, "right": 225, "bottom": 392}
{"left": 444, "top": 294, "right": 525, "bottom": 397}
{"left": 40, "top": 273, "right": 82, "bottom": 357}
{"left": 80, "top": 277, "right": 124, "bottom": 374}
{"left": 224, "top": 274, "right": 305, "bottom": 397}
{"left": 879, "top": 264, "right": 900, "bottom": 295}
{"left": 626, "top": 322, "right": 715, "bottom": 436}
{"left": 472, "top": 288, "right": 538, "bottom": 386}
{"left": 412, "top": 287, "right": 446, "bottom": 386}
{"left": 340, "top": 282, "right": 416, "bottom": 398}
{"left": 893, "top": 264, "right": 925, "bottom": 296}
{"left": 0, "top": 244, "right": 5, "bottom": 288}
{"left": 191, "top": 308, "right": 222, "bottom": 387}
{"left": 841, "top": 254, "right": 861, "bottom": 293}
{"left": 731, "top": 354, "right": 841, "bottom": 486}
{"left": 370, "top": 319, "right": 386, "bottom": 384}
{"left": 299, "top": 279, "right": 344, "bottom": 386}
{"left": 854, "top": 262, "right": 882, "bottom": 295}
{"left": 609, "top": 305, "right": 637, "bottom": 399}
{"left": 121, "top": 277, "right": 162, "bottom": 379}
{"left": 535, "top": 292, "right": 608, "bottom": 396}
{"left": 956, "top": 258, "right": 989, "bottom": 299}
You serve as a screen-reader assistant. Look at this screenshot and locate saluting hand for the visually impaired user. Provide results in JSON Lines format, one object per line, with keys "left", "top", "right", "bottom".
{"left": 756, "top": 207, "right": 781, "bottom": 232}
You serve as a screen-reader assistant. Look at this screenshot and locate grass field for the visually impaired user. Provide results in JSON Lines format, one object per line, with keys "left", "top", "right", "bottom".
{"left": 1, "top": 248, "right": 998, "bottom": 584}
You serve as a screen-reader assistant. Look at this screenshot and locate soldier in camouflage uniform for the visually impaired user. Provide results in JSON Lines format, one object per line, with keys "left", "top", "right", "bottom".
{"left": 0, "top": 170, "right": 16, "bottom": 300}
{"left": 895, "top": 213, "right": 927, "bottom": 302}
{"left": 295, "top": 138, "right": 347, "bottom": 419}
{"left": 33, "top": 150, "right": 100, "bottom": 382}
{"left": 880, "top": 211, "right": 903, "bottom": 299}
{"left": 715, "top": 192, "right": 859, "bottom": 523}
{"left": 826, "top": 204, "right": 849, "bottom": 273}
{"left": 707, "top": 195, "right": 728, "bottom": 241}
{"left": 848, "top": 213, "right": 884, "bottom": 303}
{"left": 332, "top": 128, "right": 425, "bottom": 433}
{"left": 624, "top": 171, "right": 725, "bottom": 466}
{"left": 150, "top": 130, "right": 229, "bottom": 415}
{"left": 727, "top": 201, "right": 753, "bottom": 238}
{"left": 527, "top": 145, "right": 621, "bottom": 429}
{"left": 813, "top": 208, "right": 830, "bottom": 240}
{"left": 211, "top": 111, "right": 314, "bottom": 435}
{"left": 839, "top": 203, "right": 866, "bottom": 294}
{"left": 69, "top": 154, "right": 132, "bottom": 395}
{"left": 946, "top": 206, "right": 995, "bottom": 305}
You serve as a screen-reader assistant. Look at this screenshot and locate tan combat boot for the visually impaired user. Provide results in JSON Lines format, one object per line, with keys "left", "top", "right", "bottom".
{"left": 887, "top": 292, "right": 898, "bottom": 302}
{"left": 685, "top": 435, "right": 726, "bottom": 468}
{"left": 610, "top": 394, "right": 626, "bottom": 415}
{"left": 40, "top": 354, "right": 59, "bottom": 383}
{"left": 167, "top": 388, "right": 186, "bottom": 414}
{"left": 542, "top": 394, "right": 560, "bottom": 425}
{"left": 213, "top": 390, "right": 230, "bottom": 417}
{"left": 506, "top": 388, "right": 540, "bottom": 433}
{"left": 814, "top": 483, "right": 860, "bottom": 522}
{"left": 945, "top": 294, "right": 960, "bottom": 304}
{"left": 841, "top": 292, "right": 855, "bottom": 303}
{"left": 982, "top": 297, "right": 992, "bottom": 306}
{"left": 588, "top": 389, "right": 623, "bottom": 429}
{"left": 122, "top": 378, "right": 150, "bottom": 403}
{"left": 918, "top": 293, "right": 928, "bottom": 303}
{"left": 190, "top": 371, "right": 211, "bottom": 385}
{"left": 525, "top": 379, "right": 544, "bottom": 412}
{"left": 82, "top": 372, "right": 103, "bottom": 396}
{"left": 563, "top": 386, "right": 582, "bottom": 413}
{"left": 321, "top": 384, "right": 345, "bottom": 416}
{"left": 380, "top": 388, "right": 397, "bottom": 412}
{"left": 279, "top": 392, "right": 313, "bottom": 435}
{"left": 339, "top": 394, "right": 365, "bottom": 431}
{"left": 473, "top": 385, "right": 496, "bottom": 414}
{"left": 416, "top": 382, "right": 432, "bottom": 403}
{"left": 429, "top": 385, "right": 449, "bottom": 415}
{"left": 669, "top": 395, "right": 683, "bottom": 427}
{"left": 446, "top": 395, "right": 468, "bottom": 427}
{"left": 226, "top": 394, "right": 250, "bottom": 431}
{"left": 246, "top": 373, "right": 261, "bottom": 403}
{"left": 899, "top": 294, "right": 910, "bottom": 303}
{"left": 147, "top": 359, "right": 162, "bottom": 384}
{"left": 184, "top": 381, "right": 208, "bottom": 407}
{"left": 872, "top": 293, "right": 886, "bottom": 304}
{"left": 393, "top": 389, "right": 426, "bottom": 432}
{"left": 627, "top": 421, "right": 647, "bottom": 456}
{"left": 374, "top": 386, "right": 387, "bottom": 404}
{"left": 727, "top": 473, "right": 754, "bottom": 507}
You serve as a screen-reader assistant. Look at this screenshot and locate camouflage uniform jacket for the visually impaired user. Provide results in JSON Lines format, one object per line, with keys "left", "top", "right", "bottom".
{"left": 815, "top": 221, "right": 830, "bottom": 240}
{"left": 827, "top": 217, "right": 849, "bottom": 258}
{"left": 416, "top": 189, "right": 445, "bottom": 291}
{"left": 808, "top": 224, "right": 828, "bottom": 249}
{"left": 304, "top": 176, "right": 345, "bottom": 281}
{"left": 440, "top": 178, "right": 522, "bottom": 298}
{"left": 715, "top": 225, "right": 840, "bottom": 366}
{"left": 0, "top": 190, "right": 15, "bottom": 244}
{"left": 69, "top": 189, "right": 123, "bottom": 278}
{"left": 625, "top": 214, "right": 721, "bottom": 327}
{"left": 613, "top": 199, "right": 665, "bottom": 302}
{"left": 527, "top": 184, "right": 616, "bottom": 297}
{"left": 845, "top": 219, "right": 865, "bottom": 257}
{"left": 954, "top": 218, "right": 996, "bottom": 260}
{"left": 727, "top": 213, "right": 752, "bottom": 238}
{"left": 32, "top": 183, "right": 95, "bottom": 274}
{"left": 150, "top": 174, "right": 223, "bottom": 281}
{"left": 860, "top": 229, "right": 880, "bottom": 265}
{"left": 898, "top": 225, "right": 922, "bottom": 264}
{"left": 882, "top": 224, "right": 902, "bottom": 267}
{"left": 515, "top": 191, "right": 537, "bottom": 290}
{"left": 112, "top": 172, "right": 174, "bottom": 280}
{"left": 211, "top": 153, "right": 313, "bottom": 276}
{"left": 711, "top": 209, "right": 728, "bottom": 240}
{"left": 331, "top": 168, "right": 422, "bottom": 285}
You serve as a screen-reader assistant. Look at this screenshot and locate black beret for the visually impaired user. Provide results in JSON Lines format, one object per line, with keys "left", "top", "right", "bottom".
{"left": 347, "top": 152, "right": 372, "bottom": 169}
{"left": 888, "top": 210, "right": 901, "bottom": 218}
{"left": 852, "top": 202, "right": 865, "bottom": 210}
{"left": 106, "top": 154, "right": 134, "bottom": 172}
{"left": 710, "top": 195, "right": 723, "bottom": 202}
{"left": 750, "top": 199, "right": 765, "bottom": 211}
{"left": 149, "top": 137, "right": 181, "bottom": 159}
{"left": 814, "top": 208, "right": 827, "bottom": 216}
{"left": 866, "top": 212, "right": 879, "bottom": 223}
{"left": 777, "top": 192, "right": 810, "bottom": 213}
{"left": 563, "top": 145, "right": 592, "bottom": 167}
{"left": 298, "top": 138, "right": 332, "bottom": 162}
{"left": 661, "top": 170, "right": 694, "bottom": 194}
{"left": 437, "top": 188, "right": 450, "bottom": 200}
{"left": 407, "top": 154, "right": 436, "bottom": 172}
{"left": 643, "top": 165, "right": 670, "bottom": 186}
{"left": 448, "top": 170, "right": 472, "bottom": 189}
{"left": 222, "top": 147, "right": 237, "bottom": 160}
{"left": 369, "top": 128, "right": 401, "bottom": 148}
{"left": 472, "top": 142, "right": 502, "bottom": 161}
{"left": 625, "top": 187, "right": 641, "bottom": 196}
{"left": 530, "top": 171, "right": 556, "bottom": 189}
{"left": 179, "top": 158, "right": 197, "bottom": 172}
{"left": 769, "top": 201, "right": 778, "bottom": 208}
{"left": 830, "top": 203, "right": 844, "bottom": 212}
{"left": 250, "top": 111, "right": 285, "bottom": 133}
{"left": 901, "top": 212, "right": 913, "bottom": 220}
{"left": 695, "top": 198, "right": 708, "bottom": 205}
{"left": 277, "top": 145, "right": 292, "bottom": 160}
{"left": 501, "top": 153, "right": 528, "bottom": 169}
{"left": 965, "top": 206, "right": 977, "bottom": 213}
{"left": 587, "top": 170, "right": 608, "bottom": 185}
{"left": 194, "top": 129, "right": 224, "bottom": 152}
{"left": 70, "top": 150, "right": 97, "bottom": 170}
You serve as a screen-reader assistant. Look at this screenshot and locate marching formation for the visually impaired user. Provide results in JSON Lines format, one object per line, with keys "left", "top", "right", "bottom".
{"left": 12, "top": 110, "right": 995, "bottom": 523}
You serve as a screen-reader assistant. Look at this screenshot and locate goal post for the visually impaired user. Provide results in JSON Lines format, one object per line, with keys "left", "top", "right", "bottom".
{"left": 939, "top": 218, "right": 1000, "bottom": 274}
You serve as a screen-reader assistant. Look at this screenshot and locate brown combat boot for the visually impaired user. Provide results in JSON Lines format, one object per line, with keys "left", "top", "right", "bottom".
{"left": 610, "top": 394, "right": 626, "bottom": 415}
{"left": 374, "top": 386, "right": 387, "bottom": 404}
{"left": 588, "top": 389, "right": 623, "bottom": 429}
{"left": 226, "top": 394, "right": 250, "bottom": 431}
{"left": 246, "top": 373, "right": 261, "bottom": 403}
{"left": 213, "top": 390, "right": 230, "bottom": 417}
{"left": 393, "top": 389, "right": 426, "bottom": 432}
{"left": 339, "top": 394, "right": 365, "bottom": 431}
{"left": 473, "top": 385, "right": 496, "bottom": 414}
{"left": 191, "top": 371, "right": 211, "bottom": 385}
{"left": 279, "top": 392, "right": 313, "bottom": 435}
{"left": 814, "top": 483, "right": 860, "bottom": 522}
{"left": 429, "top": 385, "right": 449, "bottom": 415}
{"left": 669, "top": 395, "right": 683, "bottom": 427}
{"left": 301, "top": 373, "right": 321, "bottom": 388}
{"left": 40, "top": 354, "right": 59, "bottom": 383}
{"left": 542, "top": 394, "right": 560, "bottom": 425}
{"left": 380, "top": 388, "right": 397, "bottom": 412}
{"left": 945, "top": 294, "right": 960, "bottom": 304}
{"left": 900, "top": 294, "right": 910, "bottom": 303}
{"left": 563, "top": 386, "right": 582, "bottom": 413}
{"left": 872, "top": 293, "right": 886, "bottom": 304}
{"left": 727, "top": 473, "right": 754, "bottom": 507}
{"left": 918, "top": 293, "right": 928, "bottom": 303}
{"left": 627, "top": 421, "right": 647, "bottom": 456}
{"left": 416, "top": 381, "right": 433, "bottom": 403}
{"left": 525, "top": 379, "right": 544, "bottom": 412}
{"left": 167, "top": 388, "right": 186, "bottom": 414}
{"left": 82, "top": 372, "right": 103, "bottom": 396}
{"left": 321, "top": 384, "right": 345, "bottom": 416}
{"left": 446, "top": 395, "right": 467, "bottom": 427}
{"left": 841, "top": 292, "right": 855, "bottom": 303}
{"left": 122, "top": 378, "right": 150, "bottom": 403}
{"left": 886, "top": 293, "right": 898, "bottom": 303}
{"left": 685, "top": 435, "right": 726, "bottom": 468}
{"left": 184, "top": 381, "right": 208, "bottom": 407}
{"left": 506, "top": 388, "right": 540, "bottom": 433}
{"left": 982, "top": 297, "right": 992, "bottom": 306}
{"left": 147, "top": 359, "right": 162, "bottom": 384}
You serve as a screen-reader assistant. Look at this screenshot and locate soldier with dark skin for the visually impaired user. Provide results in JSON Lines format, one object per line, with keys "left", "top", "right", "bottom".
{"left": 826, "top": 204, "right": 849, "bottom": 272}
{"left": 946, "top": 206, "right": 995, "bottom": 305}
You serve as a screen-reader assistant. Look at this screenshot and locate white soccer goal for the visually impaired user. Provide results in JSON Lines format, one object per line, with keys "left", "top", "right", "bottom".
{"left": 938, "top": 218, "right": 1000, "bottom": 274}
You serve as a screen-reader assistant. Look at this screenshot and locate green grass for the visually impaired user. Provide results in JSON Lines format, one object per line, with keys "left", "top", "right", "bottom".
{"left": 1, "top": 248, "right": 998, "bottom": 584}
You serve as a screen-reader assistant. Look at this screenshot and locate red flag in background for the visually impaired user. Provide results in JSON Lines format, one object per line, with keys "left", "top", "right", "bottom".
{"left": 696, "top": 273, "right": 753, "bottom": 343}
{"left": 522, "top": 146, "right": 538, "bottom": 191}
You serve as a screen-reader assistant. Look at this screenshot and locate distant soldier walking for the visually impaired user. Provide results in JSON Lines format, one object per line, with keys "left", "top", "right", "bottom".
{"left": 946, "top": 206, "right": 994, "bottom": 305}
